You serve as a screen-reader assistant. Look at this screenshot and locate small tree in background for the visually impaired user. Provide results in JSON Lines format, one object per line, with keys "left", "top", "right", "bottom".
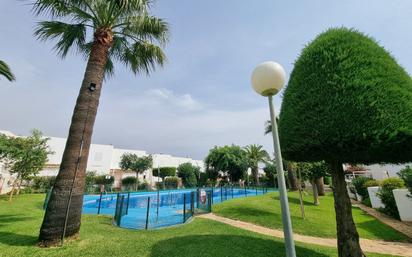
{"left": 121, "top": 176, "right": 137, "bottom": 191}
{"left": 0, "top": 130, "right": 51, "bottom": 201}
{"left": 279, "top": 28, "right": 412, "bottom": 256}
{"left": 177, "top": 163, "right": 198, "bottom": 188}
{"left": 263, "top": 162, "right": 276, "bottom": 187}
{"left": 153, "top": 167, "right": 176, "bottom": 188}
{"left": 295, "top": 161, "right": 330, "bottom": 205}
{"left": 244, "top": 144, "right": 269, "bottom": 186}
{"left": 120, "top": 154, "right": 152, "bottom": 191}
{"left": 205, "top": 145, "right": 248, "bottom": 184}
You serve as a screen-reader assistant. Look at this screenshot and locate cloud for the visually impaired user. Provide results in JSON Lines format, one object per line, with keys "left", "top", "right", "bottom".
{"left": 145, "top": 88, "right": 202, "bottom": 111}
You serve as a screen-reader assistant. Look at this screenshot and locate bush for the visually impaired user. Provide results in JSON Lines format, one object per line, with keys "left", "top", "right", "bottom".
{"left": 378, "top": 177, "right": 405, "bottom": 219}
{"left": 324, "top": 176, "right": 332, "bottom": 186}
{"left": 361, "top": 197, "right": 372, "bottom": 207}
{"left": 30, "top": 176, "right": 56, "bottom": 192}
{"left": 153, "top": 167, "right": 176, "bottom": 178}
{"left": 95, "top": 175, "right": 114, "bottom": 186}
{"left": 398, "top": 166, "right": 412, "bottom": 197}
{"left": 164, "top": 177, "right": 179, "bottom": 189}
{"left": 352, "top": 176, "right": 373, "bottom": 200}
{"left": 177, "top": 163, "right": 198, "bottom": 188}
{"left": 364, "top": 179, "right": 380, "bottom": 188}
{"left": 121, "top": 176, "right": 137, "bottom": 191}
{"left": 138, "top": 180, "right": 149, "bottom": 190}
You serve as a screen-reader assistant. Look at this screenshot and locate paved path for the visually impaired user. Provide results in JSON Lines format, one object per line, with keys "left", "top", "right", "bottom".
{"left": 198, "top": 213, "right": 412, "bottom": 257}
{"left": 352, "top": 200, "right": 412, "bottom": 239}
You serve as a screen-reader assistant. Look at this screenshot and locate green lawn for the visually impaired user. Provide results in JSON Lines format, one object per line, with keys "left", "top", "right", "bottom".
{"left": 0, "top": 194, "right": 401, "bottom": 257}
{"left": 213, "top": 191, "right": 409, "bottom": 241}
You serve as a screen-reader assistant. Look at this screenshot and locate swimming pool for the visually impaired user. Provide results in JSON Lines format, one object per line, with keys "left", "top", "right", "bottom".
{"left": 82, "top": 187, "right": 271, "bottom": 230}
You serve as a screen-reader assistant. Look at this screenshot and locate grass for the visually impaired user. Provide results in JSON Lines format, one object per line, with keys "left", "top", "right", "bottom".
{"left": 0, "top": 194, "right": 401, "bottom": 257}
{"left": 213, "top": 191, "right": 409, "bottom": 241}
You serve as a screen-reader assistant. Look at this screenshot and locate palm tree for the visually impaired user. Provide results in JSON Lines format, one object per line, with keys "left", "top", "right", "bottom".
{"left": 244, "top": 144, "right": 269, "bottom": 186}
{"left": 0, "top": 60, "right": 15, "bottom": 81}
{"left": 33, "top": 0, "right": 169, "bottom": 246}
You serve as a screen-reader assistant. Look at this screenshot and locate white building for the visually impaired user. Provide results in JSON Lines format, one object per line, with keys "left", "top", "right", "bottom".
{"left": 0, "top": 130, "right": 204, "bottom": 194}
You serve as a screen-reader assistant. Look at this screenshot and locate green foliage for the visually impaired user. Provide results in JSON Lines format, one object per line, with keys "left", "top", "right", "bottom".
{"left": 164, "top": 177, "right": 179, "bottom": 189}
{"left": 324, "top": 176, "right": 332, "bottom": 185}
{"left": 85, "top": 171, "right": 96, "bottom": 192}
{"left": 94, "top": 175, "right": 114, "bottom": 186}
{"left": 378, "top": 177, "right": 405, "bottom": 219}
{"left": 205, "top": 145, "right": 248, "bottom": 182}
{"left": 153, "top": 167, "right": 176, "bottom": 178}
{"left": 244, "top": 144, "right": 269, "bottom": 184}
{"left": 30, "top": 176, "right": 56, "bottom": 192}
{"left": 352, "top": 176, "right": 373, "bottom": 200}
{"left": 32, "top": 0, "right": 169, "bottom": 77}
{"left": 295, "top": 161, "right": 330, "bottom": 181}
{"left": 364, "top": 179, "right": 380, "bottom": 188}
{"left": 120, "top": 153, "right": 153, "bottom": 174}
{"left": 122, "top": 176, "right": 137, "bottom": 186}
{"left": 0, "top": 130, "right": 52, "bottom": 180}
{"left": 263, "top": 162, "right": 276, "bottom": 187}
{"left": 177, "top": 163, "right": 198, "bottom": 188}
{"left": 279, "top": 28, "right": 412, "bottom": 163}
{"left": 398, "top": 166, "right": 412, "bottom": 196}
{"left": 0, "top": 59, "right": 15, "bottom": 81}
{"left": 361, "top": 197, "right": 372, "bottom": 207}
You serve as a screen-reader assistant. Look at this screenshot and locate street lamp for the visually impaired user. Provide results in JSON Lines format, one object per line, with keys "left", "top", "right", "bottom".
{"left": 251, "top": 61, "right": 296, "bottom": 257}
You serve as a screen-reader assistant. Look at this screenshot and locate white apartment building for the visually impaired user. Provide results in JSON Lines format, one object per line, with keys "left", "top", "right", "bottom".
{"left": 0, "top": 130, "right": 204, "bottom": 194}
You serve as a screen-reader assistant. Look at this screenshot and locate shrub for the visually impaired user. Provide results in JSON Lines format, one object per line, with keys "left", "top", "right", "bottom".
{"left": 153, "top": 167, "right": 176, "bottom": 178}
{"left": 95, "top": 175, "right": 114, "bottom": 186}
{"left": 352, "top": 176, "right": 373, "bottom": 200}
{"left": 364, "top": 179, "right": 380, "bottom": 188}
{"left": 122, "top": 176, "right": 137, "bottom": 191}
{"left": 30, "top": 176, "right": 56, "bottom": 192}
{"left": 324, "top": 176, "right": 332, "bottom": 186}
{"left": 378, "top": 177, "right": 405, "bottom": 219}
{"left": 398, "top": 166, "right": 412, "bottom": 197}
{"left": 177, "top": 163, "right": 198, "bottom": 188}
{"left": 138, "top": 180, "right": 149, "bottom": 190}
{"left": 164, "top": 177, "right": 179, "bottom": 189}
{"left": 361, "top": 197, "right": 372, "bottom": 207}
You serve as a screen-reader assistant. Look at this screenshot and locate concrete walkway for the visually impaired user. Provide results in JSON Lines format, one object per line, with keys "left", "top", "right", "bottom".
{"left": 198, "top": 213, "right": 412, "bottom": 257}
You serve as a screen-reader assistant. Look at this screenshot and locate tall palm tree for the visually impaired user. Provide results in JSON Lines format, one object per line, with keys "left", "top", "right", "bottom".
{"left": 244, "top": 144, "right": 269, "bottom": 186}
{"left": 33, "top": 0, "right": 169, "bottom": 246}
{"left": 0, "top": 60, "right": 15, "bottom": 81}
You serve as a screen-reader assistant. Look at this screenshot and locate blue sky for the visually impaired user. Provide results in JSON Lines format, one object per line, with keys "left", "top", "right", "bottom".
{"left": 1, "top": 0, "right": 412, "bottom": 159}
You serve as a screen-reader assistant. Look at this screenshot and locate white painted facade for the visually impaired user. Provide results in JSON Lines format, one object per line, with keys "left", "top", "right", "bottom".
{"left": 0, "top": 130, "right": 204, "bottom": 193}
{"left": 393, "top": 189, "right": 412, "bottom": 222}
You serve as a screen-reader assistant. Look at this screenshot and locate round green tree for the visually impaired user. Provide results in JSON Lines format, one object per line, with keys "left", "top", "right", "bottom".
{"left": 279, "top": 28, "right": 412, "bottom": 257}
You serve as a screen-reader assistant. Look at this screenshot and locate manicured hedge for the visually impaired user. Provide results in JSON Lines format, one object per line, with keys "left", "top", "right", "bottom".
{"left": 378, "top": 177, "right": 404, "bottom": 219}
{"left": 279, "top": 28, "right": 412, "bottom": 163}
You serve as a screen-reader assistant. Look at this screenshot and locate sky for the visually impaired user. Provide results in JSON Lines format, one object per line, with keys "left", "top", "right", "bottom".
{"left": 1, "top": 0, "right": 412, "bottom": 160}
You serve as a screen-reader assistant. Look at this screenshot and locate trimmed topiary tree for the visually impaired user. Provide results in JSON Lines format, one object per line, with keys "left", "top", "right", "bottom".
{"left": 279, "top": 27, "right": 412, "bottom": 257}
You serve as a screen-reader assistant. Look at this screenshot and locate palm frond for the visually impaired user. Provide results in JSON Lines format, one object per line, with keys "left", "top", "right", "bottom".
{"left": 121, "top": 41, "right": 166, "bottom": 74}
{"left": 120, "top": 15, "right": 169, "bottom": 45}
{"left": 34, "top": 21, "right": 87, "bottom": 58}
{"left": 0, "top": 60, "right": 16, "bottom": 82}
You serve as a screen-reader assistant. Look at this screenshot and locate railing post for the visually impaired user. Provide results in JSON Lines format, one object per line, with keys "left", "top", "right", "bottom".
{"left": 126, "top": 192, "right": 130, "bottom": 215}
{"left": 117, "top": 195, "right": 125, "bottom": 226}
{"left": 207, "top": 191, "right": 212, "bottom": 212}
{"left": 183, "top": 193, "right": 186, "bottom": 223}
{"left": 245, "top": 186, "right": 247, "bottom": 197}
{"left": 190, "top": 191, "right": 195, "bottom": 215}
{"left": 211, "top": 188, "right": 214, "bottom": 204}
{"left": 220, "top": 186, "right": 223, "bottom": 202}
{"left": 231, "top": 186, "right": 234, "bottom": 198}
{"left": 97, "top": 192, "right": 103, "bottom": 214}
{"left": 145, "top": 196, "right": 150, "bottom": 230}
{"left": 256, "top": 187, "right": 258, "bottom": 196}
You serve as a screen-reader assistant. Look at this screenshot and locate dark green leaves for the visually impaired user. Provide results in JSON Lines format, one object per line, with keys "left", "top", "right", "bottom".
{"left": 279, "top": 28, "right": 412, "bottom": 163}
{"left": 0, "top": 60, "right": 16, "bottom": 82}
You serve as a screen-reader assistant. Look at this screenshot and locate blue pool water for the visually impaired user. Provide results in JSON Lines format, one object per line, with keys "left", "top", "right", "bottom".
{"left": 82, "top": 187, "right": 271, "bottom": 230}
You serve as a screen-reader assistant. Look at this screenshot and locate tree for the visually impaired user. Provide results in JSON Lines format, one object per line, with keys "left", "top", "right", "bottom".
{"left": 177, "top": 163, "right": 198, "bottom": 188}
{"left": 244, "top": 144, "right": 269, "bottom": 186}
{"left": 119, "top": 153, "right": 152, "bottom": 191}
{"left": 204, "top": 145, "right": 248, "bottom": 183}
{"left": 279, "top": 28, "right": 412, "bottom": 257}
{"left": 295, "top": 161, "right": 330, "bottom": 205}
{"left": 0, "top": 130, "right": 51, "bottom": 201}
{"left": 153, "top": 167, "right": 176, "bottom": 188}
{"left": 0, "top": 60, "right": 15, "bottom": 81}
{"left": 263, "top": 162, "right": 276, "bottom": 187}
{"left": 34, "top": 0, "right": 169, "bottom": 245}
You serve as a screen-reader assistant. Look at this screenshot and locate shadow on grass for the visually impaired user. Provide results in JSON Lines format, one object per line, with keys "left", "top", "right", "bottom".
{"left": 149, "top": 235, "right": 330, "bottom": 257}
{"left": 0, "top": 231, "right": 38, "bottom": 246}
{"left": 0, "top": 215, "right": 34, "bottom": 227}
{"left": 216, "top": 206, "right": 276, "bottom": 217}
{"left": 270, "top": 195, "right": 316, "bottom": 206}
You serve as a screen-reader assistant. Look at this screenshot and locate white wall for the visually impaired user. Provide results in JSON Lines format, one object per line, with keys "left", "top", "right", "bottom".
{"left": 393, "top": 189, "right": 412, "bottom": 222}
{"left": 110, "top": 148, "right": 147, "bottom": 170}
{"left": 367, "top": 186, "right": 384, "bottom": 209}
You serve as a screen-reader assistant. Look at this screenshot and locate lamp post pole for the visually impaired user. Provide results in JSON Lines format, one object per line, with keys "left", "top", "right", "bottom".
{"left": 268, "top": 95, "right": 296, "bottom": 257}
{"left": 251, "top": 61, "right": 296, "bottom": 257}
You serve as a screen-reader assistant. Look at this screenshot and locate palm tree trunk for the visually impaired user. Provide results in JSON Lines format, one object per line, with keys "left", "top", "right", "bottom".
{"left": 329, "top": 161, "right": 365, "bottom": 257}
{"left": 38, "top": 37, "right": 111, "bottom": 246}
{"left": 253, "top": 166, "right": 260, "bottom": 186}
